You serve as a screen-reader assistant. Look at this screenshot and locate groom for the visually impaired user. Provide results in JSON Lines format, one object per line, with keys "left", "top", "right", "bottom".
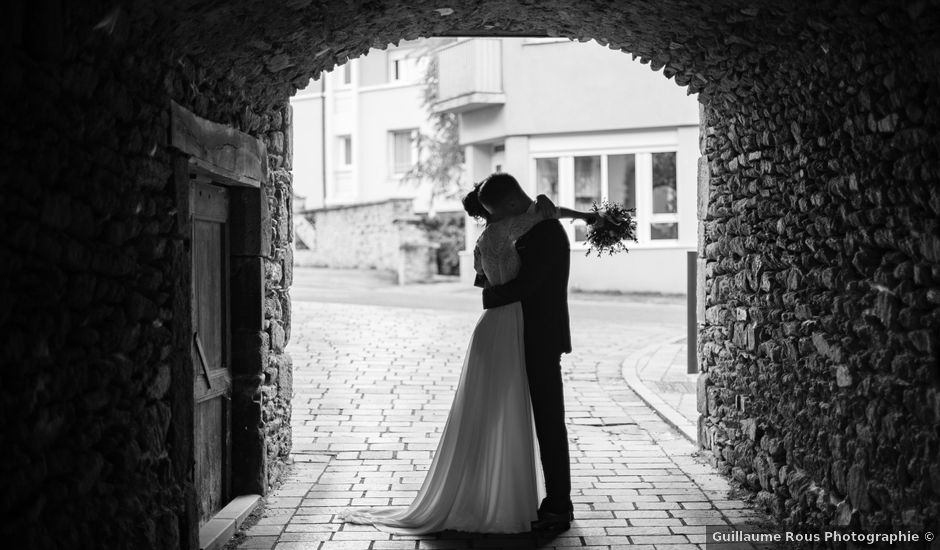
{"left": 474, "top": 173, "right": 574, "bottom": 532}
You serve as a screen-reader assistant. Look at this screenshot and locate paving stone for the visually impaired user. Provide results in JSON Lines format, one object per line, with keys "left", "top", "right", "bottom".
{"left": 273, "top": 543, "right": 322, "bottom": 550}
{"left": 373, "top": 542, "right": 419, "bottom": 549}
{"left": 245, "top": 525, "right": 286, "bottom": 536}
{"left": 628, "top": 535, "right": 690, "bottom": 544}
{"left": 321, "top": 541, "right": 379, "bottom": 550}
{"left": 237, "top": 536, "right": 279, "bottom": 549}
{"left": 277, "top": 532, "right": 332, "bottom": 542}
{"left": 227, "top": 301, "right": 768, "bottom": 548}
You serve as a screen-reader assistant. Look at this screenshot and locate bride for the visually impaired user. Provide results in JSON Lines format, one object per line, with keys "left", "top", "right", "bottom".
{"left": 341, "top": 176, "right": 595, "bottom": 535}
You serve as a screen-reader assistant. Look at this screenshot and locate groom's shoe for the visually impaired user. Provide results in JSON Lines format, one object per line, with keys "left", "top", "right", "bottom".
{"left": 531, "top": 507, "right": 574, "bottom": 532}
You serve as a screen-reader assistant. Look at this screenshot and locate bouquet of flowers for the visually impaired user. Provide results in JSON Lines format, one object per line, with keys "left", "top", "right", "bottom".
{"left": 583, "top": 200, "right": 638, "bottom": 257}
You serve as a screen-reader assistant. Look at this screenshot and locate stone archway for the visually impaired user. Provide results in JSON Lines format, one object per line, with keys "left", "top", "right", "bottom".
{"left": 3, "top": 1, "right": 938, "bottom": 548}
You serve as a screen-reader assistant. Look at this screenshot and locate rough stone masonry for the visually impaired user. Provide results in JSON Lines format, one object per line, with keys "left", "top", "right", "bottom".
{"left": 1, "top": 0, "right": 938, "bottom": 548}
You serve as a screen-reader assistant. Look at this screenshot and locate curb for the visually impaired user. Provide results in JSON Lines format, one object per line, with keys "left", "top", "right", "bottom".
{"left": 620, "top": 335, "right": 698, "bottom": 443}
{"left": 199, "top": 494, "right": 261, "bottom": 550}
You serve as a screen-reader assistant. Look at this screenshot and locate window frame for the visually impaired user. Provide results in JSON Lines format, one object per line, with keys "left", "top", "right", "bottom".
{"left": 337, "top": 135, "right": 353, "bottom": 168}
{"left": 388, "top": 128, "right": 418, "bottom": 177}
{"left": 530, "top": 146, "right": 681, "bottom": 247}
{"left": 334, "top": 60, "right": 353, "bottom": 89}
{"left": 387, "top": 49, "right": 424, "bottom": 83}
{"left": 648, "top": 151, "right": 680, "bottom": 241}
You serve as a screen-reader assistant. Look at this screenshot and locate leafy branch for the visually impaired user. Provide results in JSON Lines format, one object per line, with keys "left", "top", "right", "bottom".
{"left": 401, "top": 41, "right": 465, "bottom": 211}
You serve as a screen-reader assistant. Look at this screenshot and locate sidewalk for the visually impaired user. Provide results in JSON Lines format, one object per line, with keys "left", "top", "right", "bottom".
{"left": 621, "top": 337, "right": 698, "bottom": 443}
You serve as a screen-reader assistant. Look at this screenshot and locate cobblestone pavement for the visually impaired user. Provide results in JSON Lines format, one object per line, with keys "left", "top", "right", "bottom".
{"left": 232, "top": 301, "right": 768, "bottom": 549}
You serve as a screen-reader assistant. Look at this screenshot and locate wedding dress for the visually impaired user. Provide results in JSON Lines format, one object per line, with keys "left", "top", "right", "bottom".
{"left": 341, "top": 203, "right": 553, "bottom": 534}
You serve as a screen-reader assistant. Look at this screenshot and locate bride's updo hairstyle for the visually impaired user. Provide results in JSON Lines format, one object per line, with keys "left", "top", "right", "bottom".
{"left": 462, "top": 182, "right": 491, "bottom": 221}
{"left": 477, "top": 172, "right": 524, "bottom": 207}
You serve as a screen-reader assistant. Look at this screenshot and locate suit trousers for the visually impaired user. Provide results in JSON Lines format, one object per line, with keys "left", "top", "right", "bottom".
{"left": 524, "top": 348, "right": 571, "bottom": 513}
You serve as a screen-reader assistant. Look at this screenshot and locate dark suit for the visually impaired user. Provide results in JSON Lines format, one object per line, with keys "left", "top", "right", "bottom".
{"left": 476, "top": 218, "right": 572, "bottom": 514}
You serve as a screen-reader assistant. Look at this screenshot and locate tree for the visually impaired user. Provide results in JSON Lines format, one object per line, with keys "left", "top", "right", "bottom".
{"left": 401, "top": 41, "right": 465, "bottom": 214}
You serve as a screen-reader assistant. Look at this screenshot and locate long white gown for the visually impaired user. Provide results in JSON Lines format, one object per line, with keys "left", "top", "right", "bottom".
{"left": 341, "top": 204, "right": 552, "bottom": 534}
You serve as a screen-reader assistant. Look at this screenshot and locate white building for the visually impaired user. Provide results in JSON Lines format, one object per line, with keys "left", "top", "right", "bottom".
{"left": 291, "top": 39, "right": 461, "bottom": 214}
{"left": 290, "top": 38, "right": 700, "bottom": 293}
{"left": 435, "top": 38, "right": 701, "bottom": 294}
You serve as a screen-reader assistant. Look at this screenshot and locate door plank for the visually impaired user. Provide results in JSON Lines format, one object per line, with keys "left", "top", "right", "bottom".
{"left": 191, "top": 180, "right": 233, "bottom": 524}
{"left": 194, "top": 219, "right": 224, "bottom": 372}
{"left": 195, "top": 398, "right": 224, "bottom": 523}
{"left": 192, "top": 181, "right": 230, "bottom": 223}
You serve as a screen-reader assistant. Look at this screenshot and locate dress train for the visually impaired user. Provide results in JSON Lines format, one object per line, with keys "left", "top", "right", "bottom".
{"left": 341, "top": 302, "right": 543, "bottom": 534}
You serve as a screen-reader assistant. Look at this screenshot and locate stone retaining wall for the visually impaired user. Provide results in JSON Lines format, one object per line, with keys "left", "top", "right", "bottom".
{"left": 296, "top": 199, "right": 438, "bottom": 283}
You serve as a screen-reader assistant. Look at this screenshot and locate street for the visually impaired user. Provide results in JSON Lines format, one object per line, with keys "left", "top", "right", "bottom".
{"left": 289, "top": 267, "right": 688, "bottom": 327}
{"left": 228, "top": 268, "right": 766, "bottom": 549}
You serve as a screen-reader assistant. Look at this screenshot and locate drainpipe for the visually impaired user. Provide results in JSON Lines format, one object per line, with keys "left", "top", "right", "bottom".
{"left": 320, "top": 78, "right": 327, "bottom": 204}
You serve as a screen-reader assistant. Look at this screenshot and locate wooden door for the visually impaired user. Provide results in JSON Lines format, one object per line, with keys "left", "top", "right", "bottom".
{"left": 191, "top": 180, "right": 232, "bottom": 524}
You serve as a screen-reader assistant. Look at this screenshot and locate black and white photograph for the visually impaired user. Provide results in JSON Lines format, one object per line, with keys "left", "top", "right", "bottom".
{"left": 2, "top": 1, "right": 939, "bottom": 549}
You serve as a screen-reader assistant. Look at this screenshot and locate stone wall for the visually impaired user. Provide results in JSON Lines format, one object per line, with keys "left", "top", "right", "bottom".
{"left": 296, "top": 199, "right": 438, "bottom": 283}
{"left": 2, "top": 3, "right": 296, "bottom": 548}
{"left": 696, "top": 37, "right": 940, "bottom": 532}
{"left": 261, "top": 149, "right": 295, "bottom": 491}
{"left": 164, "top": 59, "right": 297, "bottom": 546}
{"left": 2, "top": 6, "right": 186, "bottom": 548}
{"left": 165, "top": 69, "right": 297, "bottom": 534}
{"left": 2, "top": 0, "right": 938, "bottom": 548}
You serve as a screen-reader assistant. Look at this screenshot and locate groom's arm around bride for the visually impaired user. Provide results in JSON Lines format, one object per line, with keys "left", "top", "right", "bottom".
{"left": 479, "top": 216, "right": 575, "bottom": 529}
{"left": 481, "top": 218, "right": 571, "bottom": 356}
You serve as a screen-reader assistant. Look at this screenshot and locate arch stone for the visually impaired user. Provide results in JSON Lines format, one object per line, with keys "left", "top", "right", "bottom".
{"left": 2, "top": 1, "right": 939, "bottom": 548}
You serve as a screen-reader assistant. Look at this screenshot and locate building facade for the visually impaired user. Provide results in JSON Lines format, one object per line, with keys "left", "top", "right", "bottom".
{"left": 291, "top": 39, "right": 461, "bottom": 214}
{"left": 290, "top": 43, "right": 463, "bottom": 281}
{"left": 435, "top": 38, "right": 701, "bottom": 294}
{"left": 291, "top": 37, "right": 700, "bottom": 293}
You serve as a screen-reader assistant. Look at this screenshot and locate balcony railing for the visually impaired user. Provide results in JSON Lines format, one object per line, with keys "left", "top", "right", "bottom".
{"left": 433, "top": 39, "right": 505, "bottom": 114}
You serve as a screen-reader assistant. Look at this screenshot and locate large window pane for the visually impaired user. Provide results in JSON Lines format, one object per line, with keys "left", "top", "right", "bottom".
{"left": 392, "top": 130, "right": 414, "bottom": 173}
{"left": 339, "top": 135, "right": 352, "bottom": 166}
{"left": 652, "top": 152, "right": 677, "bottom": 214}
{"left": 574, "top": 156, "right": 601, "bottom": 240}
{"left": 607, "top": 154, "right": 636, "bottom": 210}
{"left": 574, "top": 156, "right": 601, "bottom": 208}
{"left": 651, "top": 222, "right": 678, "bottom": 240}
{"left": 535, "top": 158, "right": 559, "bottom": 203}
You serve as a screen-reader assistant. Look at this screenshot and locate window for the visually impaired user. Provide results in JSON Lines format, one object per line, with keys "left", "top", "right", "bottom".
{"left": 650, "top": 152, "right": 678, "bottom": 240}
{"left": 607, "top": 154, "right": 636, "bottom": 210}
{"left": 388, "top": 49, "right": 423, "bottom": 82}
{"left": 492, "top": 143, "right": 505, "bottom": 174}
{"left": 535, "top": 158, "right": 559, "bottom": 203}
{"left": 338, "top": 135, "right": 352, "bottom": 166}
{"left": 573, "top": 156, "right": 601, "bottom": 241}
{"left": 532, "top": 150, "right": 680, "bottom": 244}
{"left": 390, "top": 129, "right": 416, "bottom": 174}
{"left": 333, "top": 61, "right": 352, "bottom": 89}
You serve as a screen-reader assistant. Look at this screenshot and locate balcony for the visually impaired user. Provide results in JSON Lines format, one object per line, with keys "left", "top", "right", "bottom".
{"left": 432, "top": 39, "right": 505, "bottom": 114}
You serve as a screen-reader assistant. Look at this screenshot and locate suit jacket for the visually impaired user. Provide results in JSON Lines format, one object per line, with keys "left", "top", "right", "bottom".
{"left": 478, "top": 218, "right": 572, "bottom": 357}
